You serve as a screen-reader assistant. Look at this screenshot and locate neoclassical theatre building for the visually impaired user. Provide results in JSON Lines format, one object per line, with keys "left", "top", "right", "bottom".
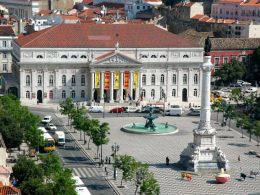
{"left": 13, "top": 23, "right": 204, "bottom": 106}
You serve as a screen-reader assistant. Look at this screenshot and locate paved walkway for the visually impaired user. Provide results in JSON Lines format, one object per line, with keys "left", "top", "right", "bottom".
{"left": 24, "top": 102, "right": 260, "bottom": 195}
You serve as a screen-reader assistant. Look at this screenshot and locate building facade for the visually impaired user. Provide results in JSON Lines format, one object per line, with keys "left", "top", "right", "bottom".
{"left": 0, "top": 26, "right": 16, "bottom": 74}
{"left": 13, "top": 23, "right": 203, "bottom": 106}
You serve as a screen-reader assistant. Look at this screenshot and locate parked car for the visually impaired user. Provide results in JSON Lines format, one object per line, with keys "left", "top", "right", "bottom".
{"left": 45, "top": 123, "right": 57, "bottom": 131}
{"left": 220, "top": 88, "right": 232, "bottom": 92}
{"left": 89, "top": 106, "right": 103, "bottom": 113}
{"left": 188, "top": 109, "right": 200, "bottom": 116}
{"left": 109, "top": 107, "right": 124, "bottom": 113}
{"left": 42, "top": 115, "right": 52, "bottom": 124}
{"left": 124, "top": 106, "right": 139, "bottom": 113}
{"left": 165, "top": 108, "right": 183, "bottom": 116}
{"left": 230, "top": 83, "right": 242, "bottom": 87}
{"left": 245, "top": 87, "right": 257, "bottom": 93}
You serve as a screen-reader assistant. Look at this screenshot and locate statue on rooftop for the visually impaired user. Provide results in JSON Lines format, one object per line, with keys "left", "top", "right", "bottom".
{"left": 204, "top": 36, "right": 211, "bottom": 56}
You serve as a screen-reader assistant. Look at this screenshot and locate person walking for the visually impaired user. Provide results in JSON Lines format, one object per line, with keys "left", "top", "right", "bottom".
{"left": 166, "top": 156, "right": 170, "bottom": 165}
{"left": 238, "top": 155, "right": 240, "bottom": 162}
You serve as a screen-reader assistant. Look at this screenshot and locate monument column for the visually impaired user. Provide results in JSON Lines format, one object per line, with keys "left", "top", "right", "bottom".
{"left": 119, "top": 71, "right": 124, "bottom": 103}
{"left": 100, "top": 71, "right": 104, "bottom": 103}
{"left": 110, "top": 71, "right": 114, "bottom": 103}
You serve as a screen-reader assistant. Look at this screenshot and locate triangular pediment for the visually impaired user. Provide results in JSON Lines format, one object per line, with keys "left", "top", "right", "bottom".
{"left": 92, "top": 51, "right": 142, "bottom": 66}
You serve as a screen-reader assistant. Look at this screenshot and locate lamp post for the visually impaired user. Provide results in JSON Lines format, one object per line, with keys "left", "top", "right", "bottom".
{"left": 111, "top": 143, "right": 119, "bottom": 180}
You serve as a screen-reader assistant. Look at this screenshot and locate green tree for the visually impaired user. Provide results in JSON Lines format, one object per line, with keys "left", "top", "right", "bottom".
{"left": 249, "top": 46, "right": 260, "bottom": 82}
{"left": 211, "top": 100, "right": 224, "bottom": 123}
{"left": 223, "top": 104, "right": 235, "bottom": 130}
{"left": 230, "top": 88, "right": 242, "bottom": 106}
{"left": 253, "top": 121, "right": 260, "bottom": 146}
{"left": 71, "top": 107, "right": 86, "bottom": 135}
{"left": 115, "top": 155, "right": 137, "bottom": 187}
{"left": 59, "top": 98, "right": 75, "bottom": 127}
{"left": 20, "top": 178, "right": 52, "bottom": 195}
{"left": 243, "top": 116, "right": 254, "bottom": 142}
{"left": 12, "top": 156, "right": 44, "bottom": 185}
{"left": 214, "top": 59, "right": 245, "bottom": 85}
{"left": 139, "top": 172, "right": 160, "bottom": 195}
{"left": 83, "top": 119, "right": 99, "bottom": 150}
{"left": 91, "top": 122, "right": 110, "bottom": 162}
{"left": 235, "top": 114, "right": 245, "bottom": 138}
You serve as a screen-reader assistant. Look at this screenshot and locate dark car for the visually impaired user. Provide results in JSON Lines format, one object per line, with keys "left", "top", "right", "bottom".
{"left": 109, "top": 107, "right": 124, "bottom": 113}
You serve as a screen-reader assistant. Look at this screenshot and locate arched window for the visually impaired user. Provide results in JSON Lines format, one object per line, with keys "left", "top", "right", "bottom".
{"left": 71, "top": 75, "right": 76, "bottom": 86}
{"left": 49, "top": 75, "right": 54, "bottom": 86}
{"left": 160, "top": 74, "right": 165, "bottom": 85}
{"left": 183, "top": 54, "right": 189, "bottom": 58}
{"left": 62, "top": 90, "right": 66, "bottom": 99}
{"left": 172, "top": 89, "right": 176, "bottom": 97}
{"left": 26, "top": 91, "right": 30, "bottom": 98}
{"left": 183, "top": 74, "right": 187, "bottom": 84}
{"left": 71, "top": 90, "right": 76, "bottom": 99}
{"left": 81, "top": 75, "right": 85, "bottom": 86}
{"left": 81, "top": 90, "right": 85, "bottom": 98}
{"left": 26, "top": 75, "right": 30, "bottom": 86}
{"left": 151, "top": 55, "right": 157, "bottom": 58}
{"left": 151, "top": 74, "right": 155, "bottom": 85}
{"left": 71, "top": 55, "right": 77, "bottom": 58}
{"left": 141, "top": 89, "right": 146, "bottom": 98}
{"left": 142, "top": 55, "right": 148, "bottom": 58}
{"left": 194, "top": 74, "right": 198, "bottom": 84}
{"left": 61, "top": 55, "right": 68, "bottom": 58}
{"left": 36, "top": 55, "right": 43, "bottom": 58}
{"left": 38, "top": 75, "right": 42, "bottom": 86}
{"left": 194, "top": 89, "right": 198, "bottom": 97}
{"left": 160, "top": 55, "right": 166, "bottom": 58}
{"left": 172, "top": 74, "right": 177, "bottom": 84}
{"left": 62, "top": 75, "right": 66, "bottom": 86}
{"left": 80, "top": 55, "right": 87, "bottom": 58}
{"left": 142, "top": 74, "right": 146, "bottom": 85}
{"left": 49, "top": 90, "right": 53, "bottom": 99}
{"left": 151, "top": 89, "right": 155, "bottom": 98}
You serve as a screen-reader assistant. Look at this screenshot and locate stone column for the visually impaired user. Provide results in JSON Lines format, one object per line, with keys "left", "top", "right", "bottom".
{"left": 198, "top": 56, "right": 213, "bottom": 132}
{"left": 129, "top": 71, "right": 134, "bottom": 99}
{"left": 138, "top": 71, "right": 142, "bottom": 100}
{"left": 100, "top": 71, "right": 104, "bottom": 103}
{"left": 110, "top": 71, "right": 114, "bottom": 103}
{"left": 91, "top": 71, "right": 95, "bottom": 101}
{"left": 119, "top": 71, "right": 124, "bottom": 103}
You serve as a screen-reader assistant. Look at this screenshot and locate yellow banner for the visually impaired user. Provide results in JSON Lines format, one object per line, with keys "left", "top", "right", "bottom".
{"left": 114, "top": 71, "right": 120, "bottom": 89}
{"left": 95, "top": 71, "right": 100, "bottom": 88}
{"left": 133, "top": 71, "right": 139, "bottom": 89}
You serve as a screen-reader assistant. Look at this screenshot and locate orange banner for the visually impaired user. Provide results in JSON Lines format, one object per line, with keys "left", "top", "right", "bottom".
{"left": 104, "top": 71, "right": 110, "bottom": 89}
{"left": 124, "top": 71, "right": 129, "bottom": 89}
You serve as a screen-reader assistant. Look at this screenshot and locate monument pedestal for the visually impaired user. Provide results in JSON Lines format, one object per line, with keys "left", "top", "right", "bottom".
{"left": 179, "top": 56, "right": 229, "bottom": 172}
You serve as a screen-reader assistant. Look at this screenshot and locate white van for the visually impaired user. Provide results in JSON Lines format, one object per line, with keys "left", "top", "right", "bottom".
{"left": 54, "top": 131, "right": 65, "bottom": 145}
{"left": 89, "top": 106, "right": 103, "bottom": 113}
{"left": 165, "top": 108, "right": 183, "bottom": 116}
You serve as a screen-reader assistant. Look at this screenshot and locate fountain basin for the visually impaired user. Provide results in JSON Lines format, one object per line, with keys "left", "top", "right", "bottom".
{"left": 122, "top": 123, "right": 178, "bottom": 135}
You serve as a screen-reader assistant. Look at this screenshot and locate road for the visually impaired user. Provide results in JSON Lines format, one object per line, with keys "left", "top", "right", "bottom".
{"left": 29, "top": 107, "right": 116, "bottom": 195}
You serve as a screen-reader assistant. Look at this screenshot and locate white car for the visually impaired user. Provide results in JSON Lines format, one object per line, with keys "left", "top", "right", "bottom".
{"left": 42, "top": 115, "right": 52, "bottom": 124}
{"left": 45, "top": 123, "right": 57, "bottom": 131}
{"left": 245, "top": 87, "right": 257, "bottom": 93}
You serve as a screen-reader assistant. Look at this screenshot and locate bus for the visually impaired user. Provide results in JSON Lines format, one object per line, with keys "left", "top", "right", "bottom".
{"left": 42, "top": 132, "right": 55, "bottom": 152}
{"left": 38, "top": 127, "right": 55, "bottom": 152}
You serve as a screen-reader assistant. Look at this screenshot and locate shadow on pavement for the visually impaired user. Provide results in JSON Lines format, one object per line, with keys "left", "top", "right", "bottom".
{"left": 149, "top": 162, "right": 183, "bottom": 171}
{"left": 228, "top": 143, "right": 250, "bottom": 147}
{"left": 86, "top": 183, "right": 111, "bottom": 191}
{"left": 206, "top": 179, "right": 218, "bottom": 184}
{"left": 63, "top": 156, "right": 89, "bottom": 163}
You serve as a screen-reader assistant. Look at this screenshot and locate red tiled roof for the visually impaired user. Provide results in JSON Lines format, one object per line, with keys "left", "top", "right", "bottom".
{"left": 0, "top": 26, "right": 15, "bottom": 36}
{"left": 199, "top": 15, "right": 210, "bottom": 22}
{"left": 95, "top": 2, "right": 124, "bottom": 9}
{"left": 191, "top": 14, "right": 204, "bottom": 20}
{"left": 0, "top": 186, "right": 21, "bottom": 195}
{"left": 60, "top": 15, "right": 80, "bottom": 21}
{"left": 82, "top": 0, "right": 93, "bottom": 4}
{"left": 241, "top": 0, "right": 260, "bottom": 6}
{"left": 15, "top": 24, "right": 198, "bottom": 48}
{"left": 96, "top": 51, "right": 115, "bottom": 60}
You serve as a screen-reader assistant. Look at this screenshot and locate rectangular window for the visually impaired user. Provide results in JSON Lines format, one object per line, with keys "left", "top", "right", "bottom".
{"left": 223, "top": 57, "right": 228, "bottom": 64}
{"left": 3, "top": 41, "right": 6, "bottom": 47}
{"left": 214, "top": 57, "right": 220, "bottom": 65}
{"left": 3, "top": 53, "right": 7, "bottom": 59}
{"left": 3, "top": 64, "right": 7, "bottom": 72}
{"left": 137, "top": 6, "right": 140, "bottom": 10}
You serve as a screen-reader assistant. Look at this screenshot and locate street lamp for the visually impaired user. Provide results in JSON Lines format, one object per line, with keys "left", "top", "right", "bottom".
{"left": 111, "top": 143, "right": 120, "bottom": 180}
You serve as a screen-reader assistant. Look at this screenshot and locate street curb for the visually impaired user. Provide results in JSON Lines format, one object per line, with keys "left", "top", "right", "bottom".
{"left": 55, "top": 113, "right": 123, "bottom": 195}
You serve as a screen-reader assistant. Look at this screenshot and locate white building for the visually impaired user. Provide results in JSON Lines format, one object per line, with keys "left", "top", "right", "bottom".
{"left": 226, "top": 20, "right": 260, "bottom": 38}
{"left": 13, "top": 23, "right": 203, "bottom": 106}
{"left": 0, "top": 26, "right": 16, "bottom": 74}
{"left": 211, "top": 0, "right": 260, "bottom": 22}
{"left": 0, "top": 0, "right": 48, "bottom": 19}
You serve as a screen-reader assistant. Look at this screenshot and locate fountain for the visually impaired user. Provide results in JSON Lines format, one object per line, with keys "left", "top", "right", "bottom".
{"left": 122, "top": 107, "right": 178, "bottom": 135}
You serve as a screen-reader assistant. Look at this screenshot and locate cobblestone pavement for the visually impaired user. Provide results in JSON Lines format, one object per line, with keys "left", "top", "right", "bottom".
{"left": 56, "top": 113, "right": 260, "bottom": 195}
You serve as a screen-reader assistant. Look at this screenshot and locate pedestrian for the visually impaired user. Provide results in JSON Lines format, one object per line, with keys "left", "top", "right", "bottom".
{"left": 166, "top": 156, "right": 169, "bottom": 165}
{"left": 108, "top": 157, "right": 111, "bottom": 164}
{"left": 105, "top": 164, "right": 107, "bottom": 172}
{"left": 240, "top": 173, "right": 246, "bottom": 181}
{"left": 99, "top": 162, "right": 101, "bottom": 168}
{"left": 105, "top": 156, "right": 108, "bottom": 164}
{"left": 238, "top": 155, "right": 240, "bottom": 162}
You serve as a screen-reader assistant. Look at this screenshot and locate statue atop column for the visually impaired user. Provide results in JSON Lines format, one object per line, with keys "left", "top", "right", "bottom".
{"left": 204, "top": 36, "right": 211, "bottom": 56}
